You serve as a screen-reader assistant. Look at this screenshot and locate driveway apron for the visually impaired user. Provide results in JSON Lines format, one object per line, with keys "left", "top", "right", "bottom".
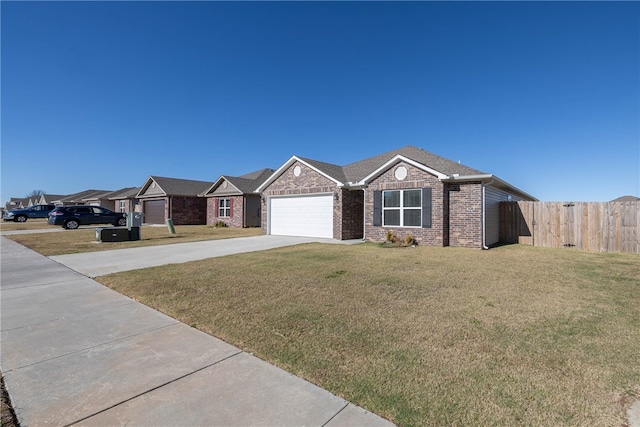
{"left": 0, "top": 236, "right": 392, "bottom": 426}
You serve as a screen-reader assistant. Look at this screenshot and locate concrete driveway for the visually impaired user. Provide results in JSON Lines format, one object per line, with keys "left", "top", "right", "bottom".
{"left": 1, "top": 235, "right": 391, "bottom": 426}
{"left": 50, "top": 235, "right": 362, "bottom": 277}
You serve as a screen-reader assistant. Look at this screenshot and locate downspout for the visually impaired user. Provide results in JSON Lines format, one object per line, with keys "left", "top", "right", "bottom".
{"left": 362, "top": 188, "right": 366, "bottom": 241}
{"left": 481, "top": 177, "right": 494, "bottom": 250}
{"left": 482, "top": 185, "right": 488, "bottom": 250}
{"left": 243, "top": 196, "right": 246, "bottom": 228}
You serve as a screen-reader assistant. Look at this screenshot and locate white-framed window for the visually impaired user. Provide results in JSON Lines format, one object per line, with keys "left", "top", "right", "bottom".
{"left": 383, "top": 189, "right": 422, "bottom": 227}
{"left": 218, "top": 198, "right": 231, "bottom": 217}
{"left": 119, "top": 200, "right": 126, "bottom": 213}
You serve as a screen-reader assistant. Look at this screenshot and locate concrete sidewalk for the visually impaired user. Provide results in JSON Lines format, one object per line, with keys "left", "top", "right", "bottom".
{"left": 1, "top": 237, "right": 393, "bottom": 426}
{"left": 50, "top": 235, "right": 362, "bottom": 277}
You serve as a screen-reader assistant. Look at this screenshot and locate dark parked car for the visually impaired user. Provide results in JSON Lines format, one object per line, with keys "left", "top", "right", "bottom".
{"left": 48, "top": 205, "right": 127, "bottom": 229}
{"left": 3, "top": 204, "right": 55, "bottom": 222}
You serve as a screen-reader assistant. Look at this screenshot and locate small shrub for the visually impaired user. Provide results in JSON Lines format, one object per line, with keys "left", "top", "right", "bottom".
{"left": 213, "top": 220, "right": 228, "bottom": 228}
{"left": 405, "top": 234, "right": 416, "bottom": 246}
{"left": 386, "top": 231, "right": 397, "bottom": 243}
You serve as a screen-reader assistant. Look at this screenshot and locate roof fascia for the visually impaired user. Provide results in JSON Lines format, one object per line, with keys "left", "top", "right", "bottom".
{"left": 200, "top": 176, "right": 242, "bottom": 197}
{"left": 356, "top": 155, "right": 449, "bottom": 186}
{"left": 255, "top": 156, "right": 344, "bottom": 193}
{"left": 136, "top": 177, "right": 167, "bottom": 198}
{"left": 442, "top": 174, "right": 538, "bottom": 201}
{"left": 200, "top": 176, "right": 225, "bottom": 197}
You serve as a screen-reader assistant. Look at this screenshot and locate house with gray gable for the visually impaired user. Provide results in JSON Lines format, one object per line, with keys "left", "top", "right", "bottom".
{"left": 201, "top": 168, "right": 275, "bottom": 228}
{"left": 50, "top": 190, "right": 114, "bottom": 206}
{"left": 136, "top": 176, "right": 213, "bottom": 225}
{"left": 108, "top": 187, "right": 141, "bottom": 213}
{"left": 257, "top": 145, "right": 536, "bottom": 249}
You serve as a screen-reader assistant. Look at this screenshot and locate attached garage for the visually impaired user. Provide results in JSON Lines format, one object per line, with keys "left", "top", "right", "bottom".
{"left": 269, "top": 194, "right": 333, "bottom": 238}
{"left": 144, "top": 200, "right": 165, "bottom": 224}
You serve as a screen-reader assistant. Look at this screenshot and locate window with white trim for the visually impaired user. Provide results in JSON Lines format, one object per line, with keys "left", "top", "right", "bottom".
{"left": 218, "top": 198, "right": 231, "bottom": 217}
{"left": 119, "top": 200, "right": 126, "bottom": 212}
{"left": 383, "top": 189, "right": 421, "bottom": 227}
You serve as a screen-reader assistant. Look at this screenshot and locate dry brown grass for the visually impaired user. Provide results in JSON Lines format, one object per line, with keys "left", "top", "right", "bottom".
{"left": 1, "top": 374, "right": 19, "bottom": 427}
{"left": 5, "top": 225, "right": 261, "bottom": 256}
{"left": 97, "top": 243, "right": 640, "bottom": 427}
{"left": 0, "top": 218, "right": 51, "bottom": 231}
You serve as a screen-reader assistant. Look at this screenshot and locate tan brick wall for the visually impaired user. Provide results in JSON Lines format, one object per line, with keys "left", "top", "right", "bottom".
{"left": 365, "top": 162, "right": 446, "bottom": 246}
{"left": 446, "top": 182, "right": 483, "bottom": 248}
{"left": 261, "top": 161, "right": 341, "bottom": 238}
{"left": 339, "top": 188, "right": 364, "bottom": 239}
{"left": 259, "top": 159, "right": 484, "bottom": 246}
{"left": 207, "top": 195, "right": 244, "bottom": 227}
{"left": 170, "top": 196, "right": 207, "bottom": 225}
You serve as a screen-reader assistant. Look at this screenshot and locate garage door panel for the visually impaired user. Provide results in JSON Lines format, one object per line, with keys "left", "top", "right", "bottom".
{"left": 144, "top": 200, "right": 165, "bottom": 224}
{"left": 270, "top": 195, "right": 333, "bottom": 238}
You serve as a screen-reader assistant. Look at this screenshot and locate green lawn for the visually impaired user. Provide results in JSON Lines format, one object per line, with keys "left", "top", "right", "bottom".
{"left": 96, "top": 243, "right": 640, "bottom": 426}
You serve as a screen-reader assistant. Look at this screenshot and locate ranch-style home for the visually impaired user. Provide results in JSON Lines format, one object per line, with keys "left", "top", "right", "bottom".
{"left": 200, "top": 168, "right": 275, "bottom": 228}
{"left": 136, "top": 176, "right": 213, "bottom": 225}
{"left": 257, "top": 145, "right": 537, "bottom": 249}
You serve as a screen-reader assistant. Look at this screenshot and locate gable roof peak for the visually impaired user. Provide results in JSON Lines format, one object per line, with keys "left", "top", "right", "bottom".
{"left": 343, "top": 145, "right": 484, "bottom": 183}
{"left": 139, "top": 175, "right": 214, "bottom": 197}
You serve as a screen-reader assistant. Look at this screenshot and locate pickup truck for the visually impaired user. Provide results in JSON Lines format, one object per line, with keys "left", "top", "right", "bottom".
{"left": 3, "top": 204, "right": 55, "bottom": 222}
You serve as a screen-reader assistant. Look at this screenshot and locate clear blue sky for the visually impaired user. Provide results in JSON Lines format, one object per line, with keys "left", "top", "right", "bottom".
{"left": 2, "top": 1, "right": 638, "bottom": 203}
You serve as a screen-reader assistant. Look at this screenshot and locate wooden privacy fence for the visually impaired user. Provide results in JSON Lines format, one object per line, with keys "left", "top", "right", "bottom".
{"left": 499, "top": 201, "right": 639, "bottom": 254}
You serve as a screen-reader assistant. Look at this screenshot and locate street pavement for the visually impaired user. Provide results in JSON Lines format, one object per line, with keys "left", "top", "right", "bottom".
{"left": 0, "top": 235, "right": 393, "bottom": 426}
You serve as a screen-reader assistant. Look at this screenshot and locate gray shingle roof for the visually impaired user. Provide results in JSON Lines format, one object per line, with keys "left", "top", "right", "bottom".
{"left": 107, "top": 187, "right": 141, "bottom": 200}
{"left": 343, "top": 145, "right": 484, "bottom": 183}
{"left": 54, "top": 190, "right": 113, "bottom": 203}
{"left": 611, "top": 195, "right": 640, "bottom": 202}
{"left": 149, "top": 176, "right": 214, "bottom": 197}
{"left": 238, "top": 168, "right": 275, "bottom": 182}
{"left": 225, "top": 169, "right": 276, "bottom": 194}
{"left": 296, "top": 156, "right": 347, "bottom": 183}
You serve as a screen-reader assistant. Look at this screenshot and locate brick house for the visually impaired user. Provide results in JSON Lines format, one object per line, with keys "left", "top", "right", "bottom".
{"left": 257, "top": 145, "right": 537, "bottom": 249}
{"left": 136, "top": 176, "right": 213, "bottom": 225}
{"left": 107, "top": 187, "right": 141, "bottom": 213}
{"left": 50, "top": 190, "right": 114, "bottom": 206}
{"left": 200, "top": 169, "right": 275, "bottom": 228}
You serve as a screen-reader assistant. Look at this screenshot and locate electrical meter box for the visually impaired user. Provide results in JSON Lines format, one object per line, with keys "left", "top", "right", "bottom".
{"left": 97, "top": 227, "right": 130, "bottom": 242}
{"left": 127, "top": 212, "right": 144, "bottom": 229}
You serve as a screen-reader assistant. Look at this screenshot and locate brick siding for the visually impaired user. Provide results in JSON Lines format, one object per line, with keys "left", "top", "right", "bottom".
{"left": 446, "top": 182, "right": 483, "bottom": 248}
{"left": 338, "top": 188, "right": 364, "bottom": 239}
{"left": 169, "top": 196, "right": 207, "bottom": 225}
{"left": 365, "top": 162, "right": 446, "bottom": 246}
{"left": 261, "top": 161, "right": 343, "bottom": 238}
{"left": 261, "top": 160, "right": 485, "bottom": 248}
{"left": 206, "top": 195, "right": 244, "bottom": 228}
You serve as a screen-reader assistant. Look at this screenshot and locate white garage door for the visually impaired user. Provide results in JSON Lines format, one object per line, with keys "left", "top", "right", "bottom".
{"left": 269, "top": 194, "right": 333, "bottom": 238}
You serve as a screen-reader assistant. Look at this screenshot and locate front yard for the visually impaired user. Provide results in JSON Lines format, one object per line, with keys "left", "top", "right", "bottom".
{"left": 93, "top": 243, "right": 640, "bottom": 426}
{"left": 5, "top": 225, "right": 262, "bottom": 256}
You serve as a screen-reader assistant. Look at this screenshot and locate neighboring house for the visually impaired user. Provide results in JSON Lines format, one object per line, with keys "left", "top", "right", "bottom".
{"left": 5, "top": 198, "right": 29, "bottom": 210}
{"left": 37, "top": 194, "right": 68, "bottom": 206}
{"left": 611, "top": 195, "right": 640, "bottom": 202}
{"left": 136, "top": 176, "right": 213, "bottom": 225}
{"left": 200, "top": 168, "right": 275, "bottom": 228}
{"left": 257, "top": 145, "right": 537, "bottom": 249}
{"left": 80, "top": 187, "right": 140, "bottom": 211}
{"left": 81, "top": 190, "right": 120, "bottom": 210}
{"left": 109, "top": 187, "right": 141, "bottom": 213}
{"left": 50, "top": 190, "right": 113, "bottom": 206}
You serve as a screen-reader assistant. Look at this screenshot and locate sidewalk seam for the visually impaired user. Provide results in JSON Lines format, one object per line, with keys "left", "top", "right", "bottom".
{"left": 5, "top": 321, "right": 180, "bottom": 372}
{"left": 63, "top": 349, "right": 244, "bottom": 427}
{"left": 321, "top": 402, "right": 350, "bottom": 426}
{"left": 0, "top": 301, "right": 138, "bottom": 333}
